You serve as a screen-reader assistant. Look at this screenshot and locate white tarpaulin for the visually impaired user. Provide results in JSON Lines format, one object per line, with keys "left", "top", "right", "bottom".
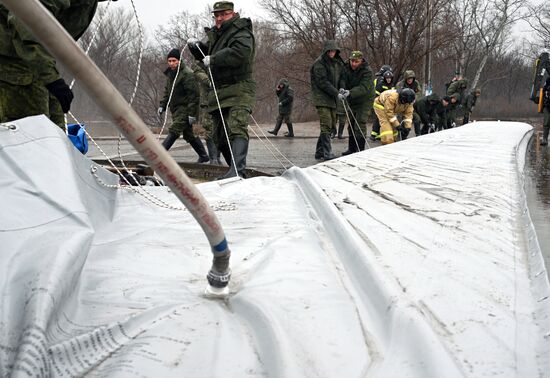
{"left": 1, "top": 116, "right": 549, "bottom": 377}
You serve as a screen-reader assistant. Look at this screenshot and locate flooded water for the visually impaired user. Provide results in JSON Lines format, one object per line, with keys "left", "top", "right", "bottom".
{"left": 525, "top": 133, "right": 550, "bottom": 279}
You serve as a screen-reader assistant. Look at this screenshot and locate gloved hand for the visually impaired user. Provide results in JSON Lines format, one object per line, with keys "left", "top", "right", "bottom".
{"left": 400, "top": 127, "right": 410, "bottom": 138}
{"left": 188, "top": 116, "right": 197, "bottom": 125}
{"left": 202, "top": 55, "right": 211, "bottom": 67}
{"left": 429, "top": 123, "right": 435, "bottom": 132}
{"left": 451, "top": 122, "right": 456, "bottom": 128}
{"left": 337, "top": 90, "right": 350, "bottom": 101}
{"left": 45, "top": 78, "right": 74, "bottom": 113}
{"left": 187, "top": 37, "right": 199, "bottom": 47}
{"left": 278, "top": 102, "right": 282, "bottom": 106}
{"left": 157, "top": 106, "right": 165, "bottom": 116}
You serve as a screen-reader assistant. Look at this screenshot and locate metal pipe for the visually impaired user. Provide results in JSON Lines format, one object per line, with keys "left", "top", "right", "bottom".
{"left": 1, "top": 0, "right": 231, "bottom": 290}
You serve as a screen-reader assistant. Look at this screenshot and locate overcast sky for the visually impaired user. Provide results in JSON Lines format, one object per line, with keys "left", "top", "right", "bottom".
{"left": 116, "top": 0, "right": 268, "bottom": 33}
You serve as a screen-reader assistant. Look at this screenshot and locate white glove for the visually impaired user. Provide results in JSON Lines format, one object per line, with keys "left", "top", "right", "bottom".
{"left": 188, "top": 116, "right": 197, "bottom": 125}
{"left": 157, "top": 106, "right": 165, "bottom": 115}
{"left": 187, "top": 37, "right": 199, "bottom": 46}
{"left": 451, "top": 122, "right": 456, "bottom": 128}
{"left": 278, "top": 102, "right": 282, "bottom": 106}
{"left": 203, "top": 55, "right": 211, "bottom": 67}
{"left": 337, "top": 90, "right": 350, "bottom": 101}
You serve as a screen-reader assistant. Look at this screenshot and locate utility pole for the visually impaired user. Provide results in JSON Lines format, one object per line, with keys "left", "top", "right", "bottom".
{"left": 423, "top": 0, "right": 433, "bottom": 95}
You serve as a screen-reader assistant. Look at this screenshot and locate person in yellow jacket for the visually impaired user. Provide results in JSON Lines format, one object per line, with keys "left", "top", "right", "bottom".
{"left": 373, "top": 88, "right": 415, "bottom": 144}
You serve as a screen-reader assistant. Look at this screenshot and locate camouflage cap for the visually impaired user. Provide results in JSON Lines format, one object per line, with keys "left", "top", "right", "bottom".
{"left": 350, "top": 51, "right": 363, "bottom": 60}
{"left": 212, "top": 1, "right": 234, "bottom": 12}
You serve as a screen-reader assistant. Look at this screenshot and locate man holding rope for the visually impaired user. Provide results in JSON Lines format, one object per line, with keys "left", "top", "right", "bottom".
{"left": 188, "top": 1, "right": 256, "bottom": 179}
{"left": 339, "top": 50, "right": 375, "bottom": 156}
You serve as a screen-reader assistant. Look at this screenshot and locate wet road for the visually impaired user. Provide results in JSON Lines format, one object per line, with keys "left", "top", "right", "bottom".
{"left": 525, "top": 131, "right": 550, "bottom": 278}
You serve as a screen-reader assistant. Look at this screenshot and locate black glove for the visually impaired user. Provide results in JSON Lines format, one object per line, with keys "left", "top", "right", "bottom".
{"left": 401, "top": 127, "right": 410, "bottom": 138}
{"left": 46, "top": 78, "right": 74, "bottom": 113}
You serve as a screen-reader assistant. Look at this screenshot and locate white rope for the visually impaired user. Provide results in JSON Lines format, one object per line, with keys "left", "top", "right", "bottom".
{"left": 249, "top": 114, "right": 294, "bottom": 169}
{"left": 157, "top": 44, "right": 188, "bottom": 140}
{"left": 193, "top": 43, "right": 237, "bottom": 172}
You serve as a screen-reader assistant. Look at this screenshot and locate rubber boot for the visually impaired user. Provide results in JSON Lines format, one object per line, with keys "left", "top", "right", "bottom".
{"left": 284, "top": 123, "right": 294, "bottom": 137}
{"left": 189, "top": 137, "right": 209, "bottom": 163}
{"left": 268, "top": 119, "right": 282, "bottom": 136}
{"left": 314, "top": 136, "right": 323, "bottom": 160}
{"left": 357, "top": 136, "right": 366, "bottom": 151}
{"left": 207, "top": 139, "right": 222, "bottom": 165}
{"left": 541, "top": 127, "right": 549, "bottom": 146}
{"left": 217, "top": 138, "right": 249, "bottom": 179}
{"left": 337, "top": 122, "right": 345, "bottom": 139}
{"left": 219, "top": 143, "right": 231, "bottom": 165}
{"left": 162, "top": 132, "right": 179, "bottom": 151}
{"left": 341, "top": 133, "right": 355, "bottom": 156}
{"left": 321, "top": 133, "right": 336, "bottom": 160}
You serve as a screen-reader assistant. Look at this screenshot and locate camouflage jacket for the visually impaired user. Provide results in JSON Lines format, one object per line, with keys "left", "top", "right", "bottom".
{"left": 192, "top": 62, "right": 211, "bottom": 108}
{"left": 276, "top": 78, "right": 294, "bottom": 115}
{"left": 0, "top": 0, "right": 101, "bottom": 86}
{"left": 191, "top": 14, "right": 256, "bottom": 113}
{"left": 414, "top": 93, "right": 447, "bottom": 129}
{"left": 446, "top": 79, "right": 468, "bottom": 104}
{"left": 340, "top": 58, "right": 375, "bottom": 114}
{"left": 310, "top": 40, "right": 344, "bottom": 109}
{"left": 396, "top": 70, "right": 421, "bottom": 100}
{"left": 160, "top": 63, "right": 199, "bottom": 117}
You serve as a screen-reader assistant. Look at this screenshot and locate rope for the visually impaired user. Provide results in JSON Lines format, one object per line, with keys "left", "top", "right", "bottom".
{"left": 157, "top": 45, "right": 188, "bottom": 140}
{"left": 249, "top": 114, "right": 294, "bottom": 169}
{"left": 341, "top": 99, "right": 371, "bottom": 151}
{"left": 193, "top": 43, "right": 237, "bottom": 172}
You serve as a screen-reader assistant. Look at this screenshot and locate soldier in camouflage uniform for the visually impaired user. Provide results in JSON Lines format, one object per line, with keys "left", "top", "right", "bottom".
{"left": 158, "top": 49, "right": 209, "bottom": 163}
{"left": 396, "top": 70, "right": 422, "bottom": 137}
{"left": 310, "top": 40, "right": 344, "bottom": 161}
{"left": 192, "top": 61, "right": 221, "bottom": 164}
{"left": 339, "top": 50, "right": 375, "bottom": 155}
{"left": 413, "top": 93, "right": 449, "bottom": 134}
{"left": 446, "top": 77, "right": 468, "bottom": 128}
{"left": 268, "top": 78, "right": 294, "bottom": 137}
{"left": 188, "top": 1, "right": 256, "bottom": 179}
{"left": 0, "top": 0, "right": 115, "bottom": 129}
{"left": 462, "top": 88, "right": 481, "bottom": 125}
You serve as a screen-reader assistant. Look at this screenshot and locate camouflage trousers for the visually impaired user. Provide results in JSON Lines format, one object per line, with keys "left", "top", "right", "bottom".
{"left": 0, "top": 80, "right": 64, "bottom": 129}
{"left": 169, "top": 107, "right": 196, "bottom": 142}
{"left": 211, "top": 106, "right": 250, "bottom": 146}
{"left": 200, "top": 107, "right": 214, "bottom": 139}
{"left": 344, "top": 107, "right": 368, "bottom": 139}
{"left": 316, "top": 106, "right": 336, "bottom": 135}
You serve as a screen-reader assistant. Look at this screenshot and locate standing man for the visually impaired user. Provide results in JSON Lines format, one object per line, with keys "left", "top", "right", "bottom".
{"left": 158, "top": 49, "right": 209, "bottom": 163}
{"left": 373, "top": 88, "right": 415, "bottom": 145}
{"left": 339, "top": 50, "right": 374, "bottom": 155}
{"left": 188, "top": 1, "right": 256, "bottom": 179}
{"left": 268, "top": 78, "right": 294, "bottom": 137}
{"left": 310, "top": 40, "right": 344, "bottom": 161}
{"left": 0, "top": 0, "right": 116, "bottom": 129}
{"left": 462, "top": 88, "right": 481, "bottom": 125}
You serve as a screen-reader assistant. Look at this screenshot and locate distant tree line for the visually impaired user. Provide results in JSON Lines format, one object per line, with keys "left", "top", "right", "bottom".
{"left": 67, "top": 0, "right": 548, "bottom": 133}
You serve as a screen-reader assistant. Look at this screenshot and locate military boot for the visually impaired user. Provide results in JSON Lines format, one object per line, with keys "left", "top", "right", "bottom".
{"left": 541, "top": 127, "right": 549, "bottom": 146}
{"left": 321, "top": 133, "right": 336, "bottom": 160}
{"left": 268, "top": 119, "right": 282, "bottom": 136}
{"left": 314, "top": 136, "right": 323, "bottom": 160}
{"left": 284, "top": 123, "right": 294, "bottom": 137}
{"left": 162, "top": 132, "right": 179, "bottom": 151}
{"left": 341, "top": 135, "right": 356, "bottom": 156}
{"left": 217, "top": 138, "right": 249, "bottom": 180}
{"left": 357, "top": 136, "right": 366, "bottom": 151}
{"left": 337, "top": 122, "right": 345, "bottom": 139}
{"left": 206, "top": 139, "right": 222, "bottom": 164}
{"left": 189, "top": 137, "right": 210, "bottom": 163}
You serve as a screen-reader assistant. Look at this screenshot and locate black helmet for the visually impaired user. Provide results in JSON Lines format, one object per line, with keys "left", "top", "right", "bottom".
{"left": 377, "top": 64, "right": 392, "bottom": 76}
{"left": 398, "top": 88, "right": 416, "bottom": 104}
{"left": 383, "top": 70, "right": 394, "bottom": 79}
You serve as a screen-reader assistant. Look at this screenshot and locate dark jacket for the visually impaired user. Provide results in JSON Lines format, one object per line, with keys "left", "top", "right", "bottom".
{"left": 374, "top": 77, "right": 394, "bottom": 96}
{"left": 160, "top": 62, "right": 199, "bottom": 117}
{"left": 310, "top": 40, "right": 345, "bottom": 109}
{"left": 276, "top": 78, "right": 294, "bottom": 115}
{"left": 544, "top": 79, "right": 550, "bottom": 109}
{"left": 396, "top": 70, "right": 421, "bottom": 100}
{"left": 414, "top": 93, "right": 447, "bottom": 129}
{"left": 447, "top": 79, "right": 469, "bottom": 104}
{"left": 463, "top": 90, "right": 479, "bottom": 113}
{"left": 340, "top": 58, "right": 375, "bottom": 114}
{"left": 191, "top": 14, "right": 256, "bottom": 113}
{"left": 0, "top": 0, "right": 102, "bottom": 86}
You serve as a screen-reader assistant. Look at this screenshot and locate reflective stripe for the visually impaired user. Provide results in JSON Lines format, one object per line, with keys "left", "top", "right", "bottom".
{"left": 389, "top": 117, "right": 398, "bottom": 123}
{"left": 370, "top": 131, "right": 379, "bottom": 136}
{"left": 374, "top": 102, "right": 384, "bottom": 110}
{"left": 403, "top": 119, "right": 412, "bottom": 124}
{"left": 380, "top": 130, "right": 393, "bottom": 137}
